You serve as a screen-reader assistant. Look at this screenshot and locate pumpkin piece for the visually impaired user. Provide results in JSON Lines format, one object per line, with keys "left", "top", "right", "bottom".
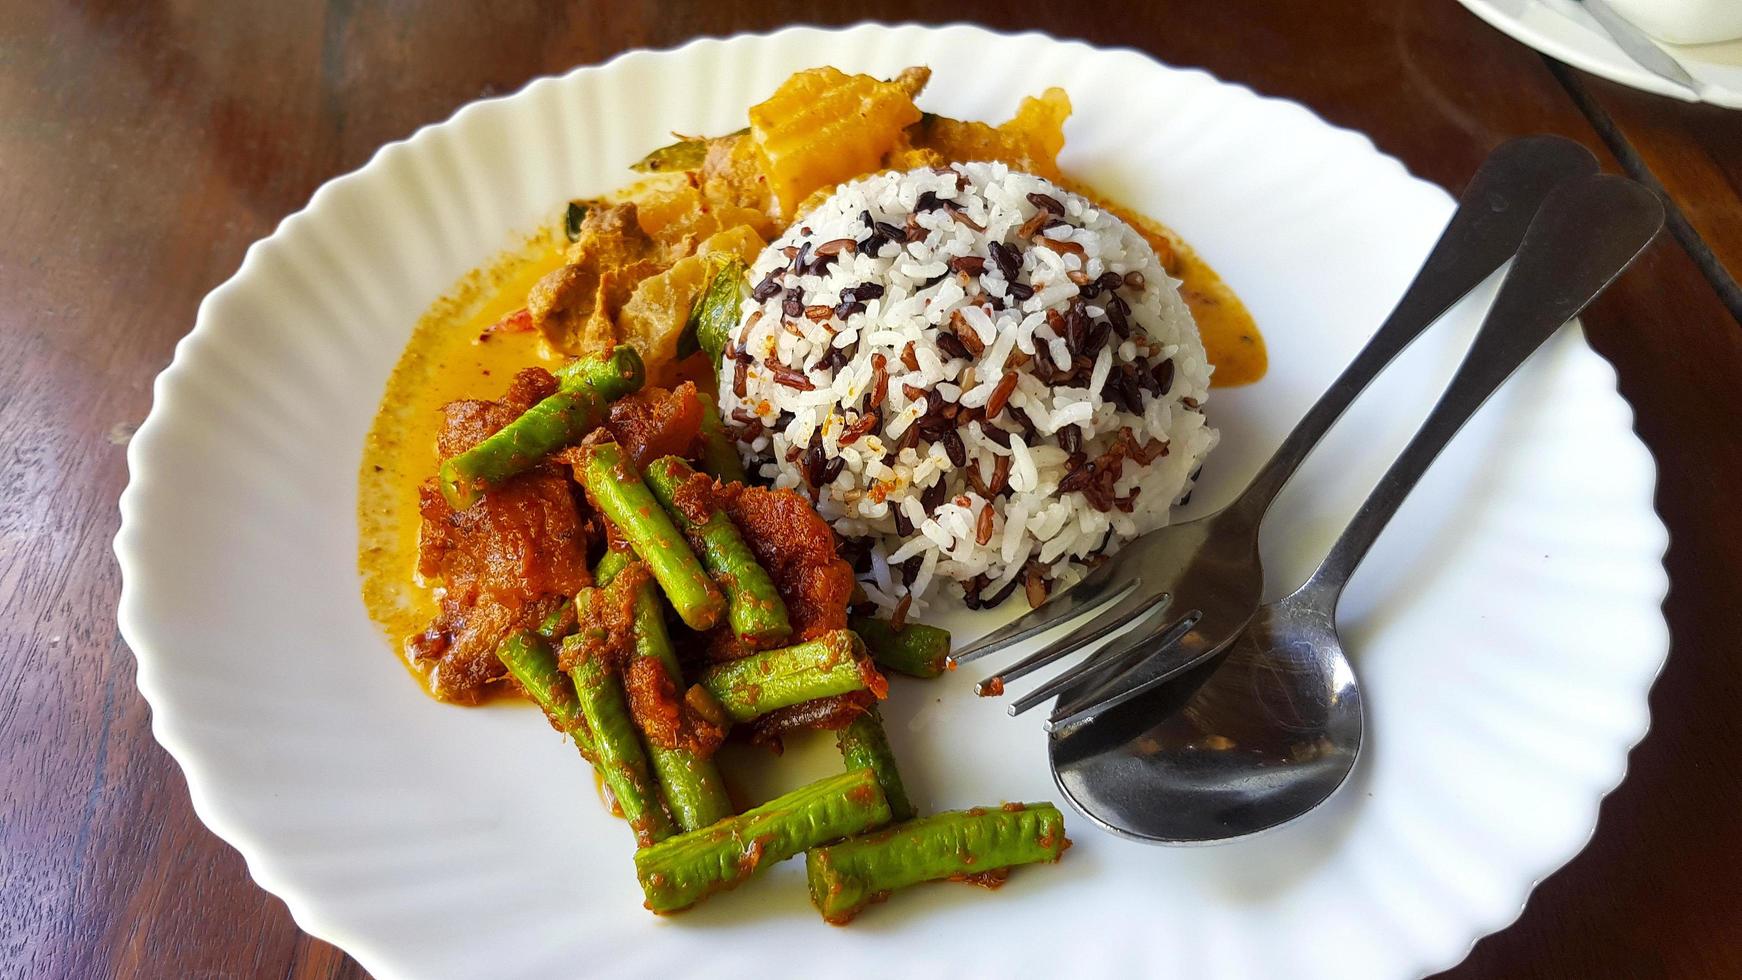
{"left": 883, "top": 144, "right": 945, "bottom": 172}
{"left": 693, "top": 223, "right": 764, "bottom": 263}
{"left": 907, "top": 88, "right": 1072, "bottom": 180}
{"left": 642, "top": 182, "right": 726, "bottom": 261}
{"left": 1002, "top": 87, "right": 1071, "bottom": 173}
{"left": 712, "top": 203, "right": 776, "bottom": 241}
{"left": 747, "top": 67, "right": 923, "bottom": 217}
{"left": 619, "top": 225, "right": 763, "bottom": 385}
{"left": 633, "top": 176, "right": 708, "bottom": 238}
{"left": 633, "top": 177, "right": 776, "bottom": 261}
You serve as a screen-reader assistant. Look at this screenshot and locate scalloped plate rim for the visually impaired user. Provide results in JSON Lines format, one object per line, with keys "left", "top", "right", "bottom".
{"left": 113, "top": 21, "right": 1671, "bottom": 980}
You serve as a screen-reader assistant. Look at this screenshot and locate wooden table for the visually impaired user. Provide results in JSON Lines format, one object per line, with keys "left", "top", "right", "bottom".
{"left": 4, "top": 2, "right": 1738, "bottom": 977}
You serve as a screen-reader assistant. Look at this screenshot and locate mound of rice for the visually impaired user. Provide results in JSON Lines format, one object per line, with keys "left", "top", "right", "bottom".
{"left": 717, "top": 162, "right": 1216, "bottom": 613}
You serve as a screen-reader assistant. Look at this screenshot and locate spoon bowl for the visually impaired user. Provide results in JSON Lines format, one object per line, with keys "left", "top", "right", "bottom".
{"left": 1052, "top": 591, "right": 1361, "bottom": 843}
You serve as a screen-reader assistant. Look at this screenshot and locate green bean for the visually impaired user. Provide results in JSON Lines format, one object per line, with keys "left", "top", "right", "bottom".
{"left": 835, "top": 706, "right": 913, "bottom": 822}
{"left": 494, "top": 631, "right": 596, "bottom": 763}
{"left": 629, "top": 608, "right": 733, "bottom": 831}
{"left": 597, "top": 553, "right": 733, "bottom": 832}
{"left": 536, "top": 599, "right": 575, "bottom": 641}
{"left": 593, "top": 546, "right": 632, "bottom": 588}
{"left": 437, "top": 347, "right": 646, "bottom": 511}
{"left": 694, "top": 393, "right": 747, "bottom": 483}
{"left": 438, "top": 388, "right": 605, "bottom": 510}
{"left": 805, "top": 803, "right": 1069, "bottom": 924}
{"left": 635, "top": 768, "right": 890, "bottom": 914}
{"left": 644, "top": 456, "right": 789, "bottom": 647}
{"left": 646, "top": 746, "right": 732, "bottom": 834}
{"left": 698, "top": 631, "right": 878, "bottom": 723}
{"left": 564, "top": 593, "right": 674, "bottom": 848}
{"left": 850, "top": 616, "right": 952, "bottom": 679}
{"left": 575, "top": 441, "right": 724, "bottom": 631}
{"left": 552, "top": 344, "right": 646, "bottom": 399}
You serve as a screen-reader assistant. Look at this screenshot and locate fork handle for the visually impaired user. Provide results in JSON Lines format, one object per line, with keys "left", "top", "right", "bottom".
{"left": 1298, "top": 175, "right": 1662, "bottom": 605}
{"left": 1225, "top": 136, "right": 1598, "bottom": 528}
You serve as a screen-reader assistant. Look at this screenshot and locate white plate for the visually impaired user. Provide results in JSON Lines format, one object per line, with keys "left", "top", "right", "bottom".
{"left": 1459, "top": 0, "right": 1742, "bottom": 108}
{"left": 115, "top": 23, "right": 1669, "bottom": 980}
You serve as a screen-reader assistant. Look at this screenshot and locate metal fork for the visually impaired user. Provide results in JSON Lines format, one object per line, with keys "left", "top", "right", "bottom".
{"left": 951, "top": 135, "right": 1599, "bottom": 728}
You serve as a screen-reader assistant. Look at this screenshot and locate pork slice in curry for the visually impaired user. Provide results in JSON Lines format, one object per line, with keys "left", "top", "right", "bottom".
{"left": 411, "top": 367, "right": 594, "bottom": 703}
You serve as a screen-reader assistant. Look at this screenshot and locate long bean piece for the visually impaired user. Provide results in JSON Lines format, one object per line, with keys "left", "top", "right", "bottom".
{"left": 552, "top": 344, "right": 645, "bottom": 398}
{"left": 635, "top": 768, "right": 891, "bottom": 913}
{"left": 644, "top": 456, "right": 789, "bottom": 648}
{"left": 593, "top": 545, "right": 633, "bottom": 586}
{"left": 564, "top": 593, "right": 674, "bottom": 848}
{"left": 438, "top": 346, "right": 645, "bottom": 510}
{"left": 805, "top": 803, "right": 1070, "bottom": 924}
{"left": 694, "top": 393, "right": 747, "bottom": 483}
{"left": 494, "top": 631, "right": 596, "bottom": 763}
{"left": 835, "top": 706, "right": 913, "bottom": 822}
{"left": 438, "top": 389, "right": 605, "bottom": 510}
{"left": 536, "top": 599, "right": 575, "bottom": 640}
{"left": 850, "top": 616, "right": 951, "bottom": 679}
{"left": 698, "top": 631, "right": 880, "bottom": 723}
{"left": 595, "top": 554, "right": 733, "bottom": 833}
{"left": 575, "top": 441, "right": 724, "bottom": 631}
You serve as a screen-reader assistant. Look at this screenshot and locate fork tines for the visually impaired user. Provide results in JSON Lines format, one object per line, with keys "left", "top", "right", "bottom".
{"left": 974, "top": 587, "right": 1172, "bottom": 696}
{"left": 947, "top": 564, "right": 1133, "bottom": 667}
{"left": 963, "top": 560, "right": 1208, "bottom": 727}
{"left": 1004, "top": 609, "right": 1200, "bottom": 718}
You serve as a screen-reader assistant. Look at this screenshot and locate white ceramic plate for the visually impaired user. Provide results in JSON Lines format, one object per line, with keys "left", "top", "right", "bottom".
{"left": 116, "top": 23, "right": 1669, "bottom": 980}
{"left": 1459, "top": 0, "right": 1742, "bottom": 108}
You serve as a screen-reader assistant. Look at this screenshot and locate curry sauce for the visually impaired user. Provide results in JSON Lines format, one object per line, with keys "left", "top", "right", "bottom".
{"left": 357, "top": 230, "right": 567, "bottom": 689}
{"left": 1089, "top": 193, "right": 1268, "bottom": 387}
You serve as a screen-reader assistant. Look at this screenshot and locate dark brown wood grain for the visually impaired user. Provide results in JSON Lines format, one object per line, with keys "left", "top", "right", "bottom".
{"left": 1546, "top": 65, "right": 1742, "bottom": 321}
{"left": 2, "top": 2, "right": 1738, "bottom": 978}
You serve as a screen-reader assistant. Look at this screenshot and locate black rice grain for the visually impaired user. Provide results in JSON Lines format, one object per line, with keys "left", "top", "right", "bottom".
{"left": 942, "top": 428, "right": 967, "bottom": 467}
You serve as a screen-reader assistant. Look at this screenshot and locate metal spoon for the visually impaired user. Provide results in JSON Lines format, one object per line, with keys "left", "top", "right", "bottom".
{"left": 1050, "top": 173, "right": 1664, "bottom": 844}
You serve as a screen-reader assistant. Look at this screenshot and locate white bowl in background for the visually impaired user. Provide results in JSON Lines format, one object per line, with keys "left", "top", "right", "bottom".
{"left": 1602, "top": 0, "right": 1742, "bottom": 45}
{"left": 1460, "top": 0, "right": 1742, "bottom": 106}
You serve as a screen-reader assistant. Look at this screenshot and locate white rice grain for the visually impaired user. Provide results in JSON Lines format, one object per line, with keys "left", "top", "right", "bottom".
{"left": 718, "top": 162, "right": 1217, "bottom": 612}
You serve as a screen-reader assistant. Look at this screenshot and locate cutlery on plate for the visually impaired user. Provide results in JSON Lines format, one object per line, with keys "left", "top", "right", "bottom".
{"left": 1050, "top": 172, "right": 1664, "bottom": 843}
{"left": 1578, "top": 0, "right": 1703, "bottom": 98}
{"left": 951, "top": 135, "right": 1600, "bottom": 728}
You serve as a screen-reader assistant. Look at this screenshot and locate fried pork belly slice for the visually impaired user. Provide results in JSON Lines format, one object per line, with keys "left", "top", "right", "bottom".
{"left": 411, "top": 368, "right": 593, "bottom": 704}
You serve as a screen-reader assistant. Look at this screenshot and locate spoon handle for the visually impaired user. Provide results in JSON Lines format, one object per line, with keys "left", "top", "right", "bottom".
{"left": 1227, "top": 136, "right": 1597, "bottom": 526}
{"left": 1299, "top": 174, "right": 1663, "bottom": 605}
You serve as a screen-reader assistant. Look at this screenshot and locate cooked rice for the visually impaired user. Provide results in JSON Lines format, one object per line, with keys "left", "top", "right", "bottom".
{"left": 718, "top": 162, "right": 1216, "bottom": 612}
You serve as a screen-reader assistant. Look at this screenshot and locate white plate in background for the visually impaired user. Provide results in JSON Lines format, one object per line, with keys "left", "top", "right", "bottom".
{"left": 116, "top": 23, "right": 1668, "bottom": 980}
{"left": 1459, "top": 0, "right": 1742, "bottom": 107}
